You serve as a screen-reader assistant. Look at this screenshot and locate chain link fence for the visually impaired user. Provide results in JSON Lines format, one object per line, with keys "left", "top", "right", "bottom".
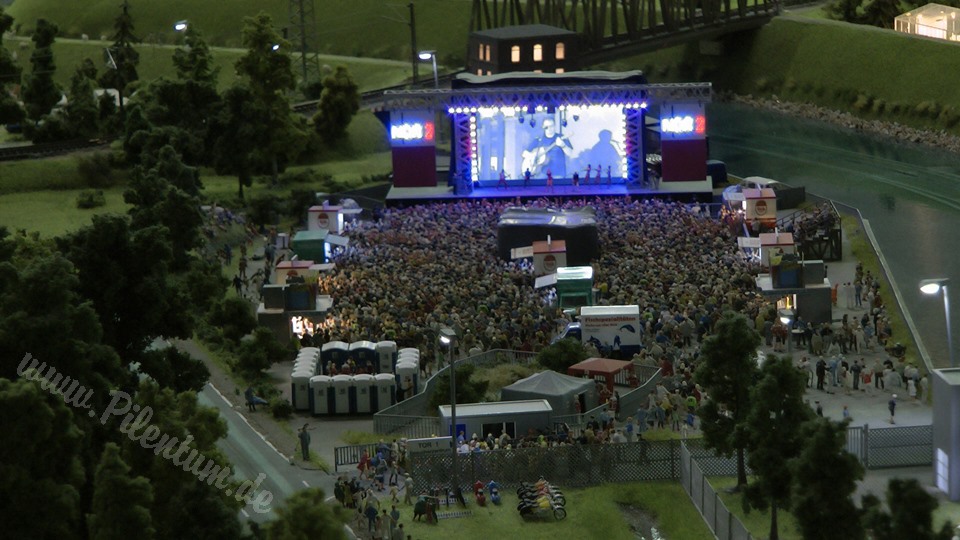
{"left": 680, "top": 442, "right": 754, "bottom": 540}
{"left": 847, "top": 424, "right": 932, "bottom": 469}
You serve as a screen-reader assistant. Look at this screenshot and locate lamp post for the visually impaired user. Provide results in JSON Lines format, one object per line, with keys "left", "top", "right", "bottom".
{"left": 921, "top": 278, "right": 954, "bottom": 368}
{"left": 173, "top": 20, "right": 188, "bottom": 32}
{"left": 439, "top": 326, "right": 458, "bottom": 495}
{"left": 418, "top": 50, "right": 439, "bottom": 89}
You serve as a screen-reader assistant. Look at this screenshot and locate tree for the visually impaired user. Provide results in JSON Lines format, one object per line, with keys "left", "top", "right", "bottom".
{"left": 313, "top": 66, "right": 360, "bottom": 144}
{"left": 99, "top": 0, "right": 140, "bottom": 120}
{"left": 536, "top": 337, "right": 588, "bottom": 372}
{"left": 88, "top": 443, "right": 155, "bottom": 540}
{"left": 428, "top": 363, "right": 490, "bottom": 410}
{"left": 138, "top": 347, "right": 209, "bottom": 393}
{"left": 267, "top": 488, "right": 347, "bottom": 540}
{"left": 694, "top": 311, "right": 760, "bottom": 488}
{"left": 21, "top": 19, "right": 61, "bottom": 124}
{"left": 0, "top": 378, "right": 85, "bottom": 538}
{"left": 236, "top": 328, "right": 288, "bottom": 378}
{"left": 861, "top": 478, "right": 953, "bottom": 540}
{"left": 790, "top": 418, "right": 865, "bottom": 540}
{"left": 825, "top": 0, "right": 863, "bottom": 23}
{"left": 65, "top": 64, "right": 100, "bottom": 138}
{"left": 0, "top": 8, "right": 25, "bottom": 125}
{"left": 859, "top": 0, "right": 901, "bottom": 28}
{"left": 742, "top": 355, "right": 813, "bottom": 540}
{"left": 173, "top": 26, "right": 220, "bottom": 85}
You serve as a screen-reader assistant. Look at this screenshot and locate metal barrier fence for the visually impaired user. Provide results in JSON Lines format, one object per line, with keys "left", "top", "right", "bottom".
{"left": 333, "top": 443, "right": 380, "bottom": 472}
{"left": 846, "top": 424, "right": 933, "bottom": 469}
{"left": 680, "top": 442, "right": 754, "bottom": 540}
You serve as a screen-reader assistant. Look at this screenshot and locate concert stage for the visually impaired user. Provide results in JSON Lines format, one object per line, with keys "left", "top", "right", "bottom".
{"left": 377, "top": 71, "right": 715, "bottom": 204}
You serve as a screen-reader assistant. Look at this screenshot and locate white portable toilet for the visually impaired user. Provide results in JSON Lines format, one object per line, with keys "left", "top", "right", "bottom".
{"left": 332, "top": 374, "right": 354, "bottom": 414}
{"left": 291, "top": 369, "right": 313, "bottom": 411}
{"left": 374, "top": 373, "right": 397, "bottom": 411}
{"left": 395, "top": 361, "right": 419, "bottom": 398}
{"left": 299, "top": 346, "right": 320, "bottom": 358}
{"left": 310, "top": 375, "right": 333, "bottom": 415}
{"left": 376, "top": 341, "right": 398, "bottom": 374}
{"left": 294, "top": 360, "right": 318, "bottom": 376}
{"left": 353, "top": 374, "right": 375, "bottom": 414}
{"left": 399, "top": 347, "right": 420, "bottom": 358}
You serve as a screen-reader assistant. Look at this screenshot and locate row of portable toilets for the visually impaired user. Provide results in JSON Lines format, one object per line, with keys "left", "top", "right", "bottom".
{"left": 291, "top": 343, "right": 423, "bottom": 415}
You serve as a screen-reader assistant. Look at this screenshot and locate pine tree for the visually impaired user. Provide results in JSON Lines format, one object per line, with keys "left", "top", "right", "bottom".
{"left": 314, "top": 65, "right": 360, "bottom": 144}
{"left": 65, "top": 64, "right": 99, "bottom": 138}
{"left": 87, "top": 443, "right": 155, "bottom": 540}
{"left": 99, "top": 0, "right": 140, "bottom": 120}
{"left": 21, "top": 18, "right": 61, "bottom": 123}
{"left": 0, "top": 7, "right": 25, "bottom": 124}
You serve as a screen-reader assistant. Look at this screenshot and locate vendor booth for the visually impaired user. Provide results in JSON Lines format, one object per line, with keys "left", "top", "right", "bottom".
{"left": 308, "top": 205, "right": 345, "bottom": 234}
{"left": 567, "top": 357, "right": 635, "bottom": 395}
{"left": 743, "top": 188, "right": 777, "bottom": 231}
{"left": 500, "top": 370, "right": 597, "bottom": 415}
{"left": 532, "top": 238, "right": 567, "bottom": 275}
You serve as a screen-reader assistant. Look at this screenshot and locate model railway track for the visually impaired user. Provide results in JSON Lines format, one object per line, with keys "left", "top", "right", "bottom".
{"left": 292, "top": 71, "right": 462, "bottom": 114}
{"left": 0, "top": 138, "right": 112, "bottom": 162}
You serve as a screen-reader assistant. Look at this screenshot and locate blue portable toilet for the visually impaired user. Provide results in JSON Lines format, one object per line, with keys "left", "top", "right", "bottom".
{"left": 374, "top": 373, "right": 397, "bottom": 411}
{"left": 353, "top": 374, "right": 375, "bottom": 413}
{"left": 322, "top": 341, "right": 350, "bottom": 371}
{"left": 310, "top": 375, "right": 333, "bottom": 415}
{"left": 332, "top": 374, "right": 354, "bottom": 414}
{"left": 376, "top": 341, "right": 397, "bottom": 374}
{"left": 349, "top": 341, "right": 377, "bottom": 372}
{"left": 291, "top": 369, "right": 313, "bottom": 411}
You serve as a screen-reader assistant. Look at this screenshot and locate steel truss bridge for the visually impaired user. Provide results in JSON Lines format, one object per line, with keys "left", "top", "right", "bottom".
{"left": 469, "top": 0, "right": 780, "bottom": 63}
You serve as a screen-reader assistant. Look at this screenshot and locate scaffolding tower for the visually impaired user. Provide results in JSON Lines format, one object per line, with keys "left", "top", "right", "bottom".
{"left": 289, "top": 0, "right": 322, "bottom": 85}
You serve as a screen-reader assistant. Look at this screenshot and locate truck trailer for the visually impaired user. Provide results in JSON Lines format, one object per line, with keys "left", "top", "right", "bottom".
{"left": 556, "top": 305, "right": 642, "bottom": 358}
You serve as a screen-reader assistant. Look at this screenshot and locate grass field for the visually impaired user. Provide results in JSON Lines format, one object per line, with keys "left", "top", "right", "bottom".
{"left": 710, "top": 476, "right": 803, "bottom": 540}
{"left": 0, "top": 188, "right": 129, "bottom": 237}
{"left": 399, "top": 482, "right": 713, "bottom": 540}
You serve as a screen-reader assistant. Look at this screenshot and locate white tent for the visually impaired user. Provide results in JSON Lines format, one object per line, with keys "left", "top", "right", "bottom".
{"left": 500, "top": 370, "right": 597, "bottom": 415}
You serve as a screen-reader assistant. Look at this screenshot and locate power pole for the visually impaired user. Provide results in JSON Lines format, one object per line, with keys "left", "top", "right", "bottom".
{"left": 289, "top": 0, "right": 321, "bottom": 85}
{"left": 409, "top": 3, "right": 419, "bottom": 84}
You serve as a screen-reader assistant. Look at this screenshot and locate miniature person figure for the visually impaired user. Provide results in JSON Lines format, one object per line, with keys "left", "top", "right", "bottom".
{"left": 403, "top": 473, "right": 414, "bottom": 505}
{"left": 572, "top": 171, "right": 580, "bottom": 187}
{"left": 546, "top": 169, "right": 553, "bottom": 190}
{"left": 607, "top": 165, "right": 613, "bottom": 185}
{"left": 524, "top": 168, "right": 531, "bottom": 187}
{"left": 497, "top": 169, "right": 508, "bottom": 189}
{"left": 595, "top": 164, "right": 602, "bottom": 185}
{"left": 298, "top": 424, "right": 311, "bottom": 461}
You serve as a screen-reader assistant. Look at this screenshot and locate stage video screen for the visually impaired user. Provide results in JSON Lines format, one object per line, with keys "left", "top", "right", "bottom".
{"left": 473, "top": 105, "right": 627, "bottom": 182}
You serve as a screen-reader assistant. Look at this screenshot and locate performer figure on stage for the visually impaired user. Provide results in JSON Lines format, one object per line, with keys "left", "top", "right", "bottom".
{"left": 523, "top": 168, "right": 531, "bottom": 188}
{"left": 497, "top": 169, "right": 508, "bottom": 189}
{"left": 572, "top": 171, "right": 580, "bottom": 187}
{"left": 546, "top": 169, "right": 554, "bottom": 191}
{"left": 521, "top": 118, "right": 573, "bottom": 178}
{"left": 607, "top": 165, "right": 613, "bottom": 186}
{"left": 595, "top": 164, "right": 602, "bottom": 185}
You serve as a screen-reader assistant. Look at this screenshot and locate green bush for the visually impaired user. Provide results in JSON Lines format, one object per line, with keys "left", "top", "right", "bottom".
{"left": 755, "top": 76, "right": 771, "bottom": 93}
{"left": 77, "top": 152, "right": 119, "bottom": 188}
{"left": 246, "top": 194, "right": 282, "bottom": 227}
{"left": 939, "top": 106, "right": 960, "bottom": 128}
{"left": 784, "top": 77, "right": 797, "bottom": 92}
{"left": 270, "top": 398, "right": 294, "bottom": 420}
{"left": 872, "top": 99, "right": 886, "bottom": 115}
{"left": 75, "top": 189, "right": 105, "bottom": 209}
{"left": 853, "top": 93, "right": 872, "bottom": 111}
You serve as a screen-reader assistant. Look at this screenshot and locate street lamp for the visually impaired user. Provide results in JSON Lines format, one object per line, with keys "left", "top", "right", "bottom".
{"left": 173, "top": 20, "right": 188, "bottom": 32}
{"left": 921, "top": 278, "right": 954, "bottom": 367}
{"left": 418, "top": 50, "right": 439, "bottom": 89}
{"left": 439, "top": 326, "right": 459, "bottom": 496}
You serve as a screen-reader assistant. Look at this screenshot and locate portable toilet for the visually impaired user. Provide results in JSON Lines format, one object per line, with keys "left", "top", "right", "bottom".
{"left": 294, "top": 359, "right": 318, "bottom": 376}
{"left": 349, "top": 341, "right": 377, "bottom": 372}
{"left": 332, "top": 374, "right": 354, "bottom": 414}
{"left": 322, "top": 341, "right": 350, "bottom": 371}
{"left": 376, "top": 341, "right": 398, "bottom": 373}
{"left": 353, "top": 374, "right": 375, "bottom": 414}
{"left": 395, "top": 362, "right": 419, "bottom": 399}
{"left": 397, "top": 353, "right": 419, "bottom": 370}
{"left": 298, "top": 347, "right": 320, "bottom": 360}
{"left": 374, "top": 373, "right": 397, "bottom": 411}
{"left": 310, "top": 375, "right": 334, "bottom": 415}
{"left": 291, "top": 369, "right": 313, "bottom": 411}
{"left": 399, "top": 347, "right": 420, "bottom": 358}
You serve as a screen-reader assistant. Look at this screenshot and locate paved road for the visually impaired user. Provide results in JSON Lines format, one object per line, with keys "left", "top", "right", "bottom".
{"left": 197, "top": 384, "right": 336, "bottom": 525}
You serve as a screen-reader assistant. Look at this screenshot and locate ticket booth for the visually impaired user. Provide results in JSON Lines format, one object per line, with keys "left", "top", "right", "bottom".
{"left": 291, "top": 370, "right": 313, "bottom": 411}
{"left": 374, "top": 373, "right": 397, "bottom": 411}
{"left": 759, "top": 232, "right": 796, "bottom": 269}
{"left": 292, "top": 230, "right": 332, "bottom": 264}
{"left": 274, "top": 260, "right": 316, "bottom": 286}
{"left": 310, "top": 375, "right": 334, "bottom": 415}
{"left": 322, "top": 341, "right": 350, "bottom": 371}
{"left": 532, "top": 238, "right": 567, "bottom": 276}
{"left": 376, "top": 341, "right": 398, "bottom": 374}
{"left": 308, "top": 205, "right": 345, "bottom": 234}
{"left": 349, "top": 341, "right": 378, "bottom": 372}
{"left": 332, "top": 374, "right": 354, "bottom": 414}
{"left": 743, "top": 188, "right": 777, "bottom": 231}
{"left": 353, "top": 374, "right": 375, "bottom": 414}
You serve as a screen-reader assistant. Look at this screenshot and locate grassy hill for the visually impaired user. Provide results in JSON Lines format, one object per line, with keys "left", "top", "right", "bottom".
{"left": 6, "top": 0, "right": 473, "bottom": 64}
{"left": 604, "top": 15, "right": 960, "bottom": 132}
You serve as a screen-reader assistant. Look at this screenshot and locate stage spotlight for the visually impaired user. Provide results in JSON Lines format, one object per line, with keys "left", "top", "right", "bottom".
{"left": 518, "top": 115, "right": 524, "bottom": 123}
{"left": 529, "top": 118, "right": 535, "bottom": 127}
{"left": 573, "top": 115, "right": 579, "bottom": 121}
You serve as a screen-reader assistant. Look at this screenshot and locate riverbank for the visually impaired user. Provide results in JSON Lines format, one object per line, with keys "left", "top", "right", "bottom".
{"left": 720, "top": 92, "right": 960, "bottom": 155}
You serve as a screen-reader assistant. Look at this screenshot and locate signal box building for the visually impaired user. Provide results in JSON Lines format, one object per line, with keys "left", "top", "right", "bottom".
{"left": 468, "top": 24, "right": 578, "bottom": 75}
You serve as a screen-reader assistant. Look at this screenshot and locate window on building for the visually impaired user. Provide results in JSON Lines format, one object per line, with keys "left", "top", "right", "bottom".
{"left": 485, "top": 45, "right": 491, "bottom": 62}
{"left": 477, "top": 69, "right": 483, "bottom": 76}
{"left": 555, "top": 68, "right": 565, "bottom": 74}
{"left": 478, "top": 43, "right": 484, "bottom": 60}
{"left": 533, "top": 44, "right": 543, "bottom": 62}
{"left": 511, "top": 45, "right": 520, "bottom": 63}
{"left": 556, "top": 42, "right": 565, "bottom": 60}
{"left": 534, "top": 69, "right": 542, "bottom": 74}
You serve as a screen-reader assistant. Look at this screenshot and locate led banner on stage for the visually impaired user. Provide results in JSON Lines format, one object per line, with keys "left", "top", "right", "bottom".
{"left": 471, "top": 104, "right": 641, "bottom": 182}
{"left": 388, "top": 110, "right": 436, "bottom": 147}
{"left": 659, "top": 102, "right": 706, "bottom": 141}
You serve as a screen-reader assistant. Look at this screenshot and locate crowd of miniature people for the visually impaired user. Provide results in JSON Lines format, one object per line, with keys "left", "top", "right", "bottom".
{"left": 784, "top": 201, "right": 839, "bottom": 245}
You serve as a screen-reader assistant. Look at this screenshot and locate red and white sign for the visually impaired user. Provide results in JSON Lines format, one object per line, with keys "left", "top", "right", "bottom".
{"left": 543, "top": 254, "right": 557, "bottom": 273}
